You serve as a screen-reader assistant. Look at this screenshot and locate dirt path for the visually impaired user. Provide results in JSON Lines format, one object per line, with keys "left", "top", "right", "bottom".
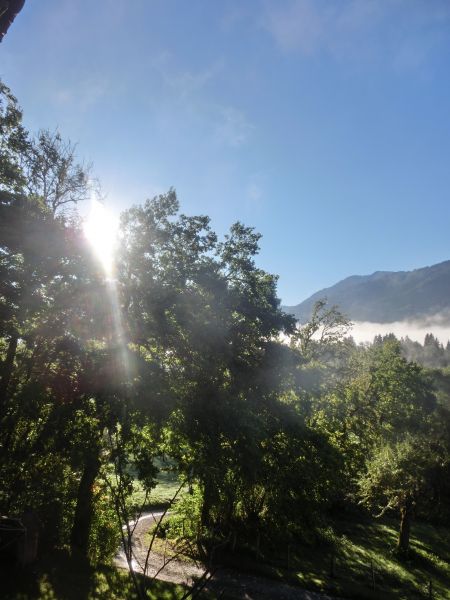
{"left": 115, "top": 511, "right": 205, "bottom": 585}
{"left": 115, "top": 512, "right": 342, "bottom": 600}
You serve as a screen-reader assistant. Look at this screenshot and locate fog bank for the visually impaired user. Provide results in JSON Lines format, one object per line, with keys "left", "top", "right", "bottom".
{"left": 351, "top": 316, "right": 450, "bottom": 345}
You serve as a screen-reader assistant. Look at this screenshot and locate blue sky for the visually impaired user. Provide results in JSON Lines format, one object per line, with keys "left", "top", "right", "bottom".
{"left": 2, "top": 0, "right": 450, "bottom": 305}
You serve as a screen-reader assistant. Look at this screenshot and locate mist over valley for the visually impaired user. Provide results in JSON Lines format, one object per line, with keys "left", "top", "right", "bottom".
{"left": 284, "top": 260, "right": 450, "bottom": 344}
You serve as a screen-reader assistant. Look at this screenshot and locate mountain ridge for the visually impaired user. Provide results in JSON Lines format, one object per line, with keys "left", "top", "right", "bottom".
{"left": 283, "top": 260, "right": 450, "bottom": 324}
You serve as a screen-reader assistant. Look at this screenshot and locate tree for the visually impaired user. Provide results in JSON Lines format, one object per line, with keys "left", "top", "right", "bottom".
{"left": 117, "top": 194, "right": 332, "bottom": 545}
{"left": 0, "top": 82, "right": 91, "bottom": 410}
{"left": 295, "top": 299, "right": 352, "bottom": 360}
{"left": 358, "top": 435, "right": 438, "bottom": 553}
{"left": 311, "top": 339, "right": 437, "bottom": 500}
{"left": 0, "top": 80, "right": 111, "bottom": 556}
{"left": 0, "top": 80, "right": 28, "bottom": 191}
{"left": 24, "top": 130, "right": 90, "bottom": 215}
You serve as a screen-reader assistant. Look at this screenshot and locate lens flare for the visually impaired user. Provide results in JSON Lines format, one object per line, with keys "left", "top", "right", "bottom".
{"left": 84, "top": 199, "right": 118, "bottom": 276}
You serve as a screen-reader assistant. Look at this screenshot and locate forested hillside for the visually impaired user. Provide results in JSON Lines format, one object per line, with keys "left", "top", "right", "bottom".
{"left": 1, "top": 82, "right": 449, "bottom": 599}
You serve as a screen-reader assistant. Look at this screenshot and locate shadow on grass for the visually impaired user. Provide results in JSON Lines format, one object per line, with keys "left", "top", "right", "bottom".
{"left": 0, "top": 548, "right": 188, "bottom": 600}
{"left": 206, "top": 515, "right": 449, "bottom": 600}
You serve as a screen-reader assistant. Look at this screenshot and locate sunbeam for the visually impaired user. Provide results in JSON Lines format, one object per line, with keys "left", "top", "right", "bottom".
{"left": 84, "top": 198, "right": 118, "bottom": 276}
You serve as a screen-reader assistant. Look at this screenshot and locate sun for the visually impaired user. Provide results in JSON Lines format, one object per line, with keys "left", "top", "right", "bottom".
{"left": 83, "top": 199, "right": 119, "bottom": 276}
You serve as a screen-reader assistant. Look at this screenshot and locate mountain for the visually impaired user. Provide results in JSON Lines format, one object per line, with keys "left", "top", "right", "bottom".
{"left": 283, "top": 260, "right": 450, "bottom": 324}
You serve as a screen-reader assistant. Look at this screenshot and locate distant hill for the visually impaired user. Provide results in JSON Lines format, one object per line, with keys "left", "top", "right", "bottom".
{"left": 283, "top": 260, "right": 450, "bottom": 324}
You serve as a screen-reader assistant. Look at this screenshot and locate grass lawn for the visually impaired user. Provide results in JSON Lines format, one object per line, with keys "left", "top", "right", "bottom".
{"left": 321, "top": 517, "right": 450, "bottom": 599}
{"left": 211, "top": 515, "right": 449, "bottom": 600}
{"left": 282, "top": 516, "right": 449, "bottom": 599}
{"left": 128, "top": 457, "right": 186, "bottom": 512}
{"left": 142, "top": 509, "right": 449, "bottom": 599}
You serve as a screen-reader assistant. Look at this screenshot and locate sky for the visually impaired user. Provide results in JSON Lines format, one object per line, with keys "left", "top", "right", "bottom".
{"left": 2, "top": 0, "right": 450, "bottom": 305}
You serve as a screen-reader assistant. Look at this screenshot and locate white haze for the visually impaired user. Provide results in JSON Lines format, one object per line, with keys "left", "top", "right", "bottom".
{"left": 350, "top": 314, "right": 450, "bottom": 345}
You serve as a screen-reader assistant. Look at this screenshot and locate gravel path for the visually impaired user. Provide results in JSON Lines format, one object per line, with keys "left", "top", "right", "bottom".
{"left": 115, "top": 512, "right": 342, "bottom": 600}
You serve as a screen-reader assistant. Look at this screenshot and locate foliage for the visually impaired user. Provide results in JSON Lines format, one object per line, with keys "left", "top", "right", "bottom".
{"left": 162, "top": 485, "right": 203, "bottom": 540}
{"left": 358, "top": 436, "right": 437, "bottom": 520}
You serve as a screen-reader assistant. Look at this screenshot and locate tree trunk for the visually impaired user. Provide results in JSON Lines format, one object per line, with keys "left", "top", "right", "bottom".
{"left": 70, "top": 449, "right": 101, "bottom": 556}
{"left": 397, "top": 497, "right": 413, "bottom": 554}
{"left": 0, "top": 332, "right": 18, "bottom": 407}
{"left": 201, "top": 488, "right": 211, "bottom": 529}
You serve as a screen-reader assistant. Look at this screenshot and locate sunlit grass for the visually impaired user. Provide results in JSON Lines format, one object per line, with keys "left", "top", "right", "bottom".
{"left": 179, "top": 515, "right": 449, "bottom": 600}
{"left": 289, "top": 517, "right": 450, "bottom": 600}
{"left": 128, "top": 457, "right": 186, "bottom": 512}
